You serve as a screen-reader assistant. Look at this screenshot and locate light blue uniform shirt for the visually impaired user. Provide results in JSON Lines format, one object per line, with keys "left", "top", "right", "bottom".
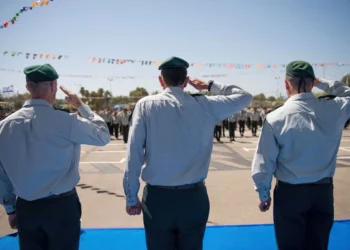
{"left": 252, "top": 79, "right": 350, "bottom": 202}
{"left": 0, "top": 99, "right": 110, "bottom": 213}
{"left": 123, "top": 82, "right": 253, "bottom": 206}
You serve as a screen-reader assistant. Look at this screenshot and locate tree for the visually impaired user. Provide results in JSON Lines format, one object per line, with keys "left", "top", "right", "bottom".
{"left": 253, "top": 94, "right": 266, "bottom": 101}
{"left": 129, "top": 87, "right": 149, "bottom": 97}
{"left": 151, "top": 91, "right": 160, "bottom": 95}
{"left": 267, "top": 96, "right": 276, "bottom": 102}
{"left": 112, "top": 96, "right": 130, "bottom": 104}
{"left": 129, "top": 87, "right": 149, "bottom": 103}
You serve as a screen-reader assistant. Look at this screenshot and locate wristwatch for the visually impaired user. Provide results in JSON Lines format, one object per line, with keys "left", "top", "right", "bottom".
{"left": 208, "top": 80, "right": 214, "bottom": 91}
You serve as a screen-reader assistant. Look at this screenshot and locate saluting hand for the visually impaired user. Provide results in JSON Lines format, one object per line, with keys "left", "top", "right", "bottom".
{"left": 259, "top": 197, "right": 271, "bottom": 212}
{"left": 60, "top": 86, "right": 83, "bottom": 109}
{"left": 189, "top": 78, "right": 209, "bottom": 90}
{"left": 126, "top": 201, "right": 142, "bottom": 216}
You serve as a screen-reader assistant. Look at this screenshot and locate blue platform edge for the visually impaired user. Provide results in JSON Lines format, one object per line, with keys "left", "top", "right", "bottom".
{"left": 1, "top": 220, "right": 350, "bottom": 250}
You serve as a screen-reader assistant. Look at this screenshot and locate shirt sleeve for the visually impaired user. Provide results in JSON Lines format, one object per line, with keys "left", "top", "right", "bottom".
{"left": 251, "top": 120, "right": 279, "bottom": 202}
{"left": 123, "top": 102, "right": 146, "bottom": 207}
{"left": 68, "top": 104, "right": 110, "bottom": 146}
{"left": 317, "top": 78, "right": 350, "bottom": 120}
{"left": 196, "top": 81, "right": 253, "bottom": 122}
{"left": 0, "top": 161, "right": 16, "bottom": 214}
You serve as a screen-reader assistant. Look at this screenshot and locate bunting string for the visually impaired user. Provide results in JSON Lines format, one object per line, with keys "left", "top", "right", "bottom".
{"left": 0, "top": 68, "right": 228, "bottom": 79}
{"left": 2, "top": 51, "right": 349, "bottom": 69}
{"left": 1, "top": 0, "right": 55, "bottom": 29}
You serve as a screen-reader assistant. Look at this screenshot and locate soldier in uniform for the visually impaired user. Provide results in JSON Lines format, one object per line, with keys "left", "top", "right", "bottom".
{"left": 214, "top": 120, "right": 223, "bottom": 142}
{"left": 0, "top": 64, "right": 110, "bottom": 250}
{"left": 120, "top": 108, "right": 130, "bottom": 143}
{"left": 250, "top": 107, "right": 260, "bottom": 137}
{"left": 228, "top": 113, "right": 239, "bottom": 141}
{"left": 251, "top": 61, "right": 350, "bottom": 250}
{"left": 238, "top": 109, "right": 247, "bottom": 137}
{"left": 123, "top": 57, "right": 252, "bottom": 250}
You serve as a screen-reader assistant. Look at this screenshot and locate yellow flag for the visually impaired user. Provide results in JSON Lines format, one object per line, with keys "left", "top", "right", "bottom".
{"left": 45, "top": 54, "right": 50, "bottom": 59}
{"left": 40, "top": 54, "right": 43, "bottom": 59}
{"left": 52, "top": 55, "right": 56, "bottom": 60}
{"left": 45, "top": 0, "right": 49, "bottom": 5}
{"left": 32, "top": 2, "right": 37, "bottom": 7}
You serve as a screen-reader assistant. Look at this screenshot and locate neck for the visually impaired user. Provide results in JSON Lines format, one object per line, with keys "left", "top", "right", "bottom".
{"left": 31, "top": 95, "right": 53, "bottom": 105}
{"left": 288, "top": 90, "right": 311, "bottom": 98}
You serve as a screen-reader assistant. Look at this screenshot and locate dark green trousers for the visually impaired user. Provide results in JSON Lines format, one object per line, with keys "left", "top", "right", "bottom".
{"left": 142, "top": 184, "right": 210, "bottom": 250}
{"left": 273, "top": 181, "right": 334, "bottom": 250}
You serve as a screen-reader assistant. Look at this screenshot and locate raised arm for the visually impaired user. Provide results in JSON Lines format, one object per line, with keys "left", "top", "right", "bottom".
{"left": 189, "top": 78, "right": 253, "bottom": 121}
{"left": 316, "top": 78, "right": 350, "bottom": 119}
{"left": 60, "top": 86, "right": 110, "bottom": 146}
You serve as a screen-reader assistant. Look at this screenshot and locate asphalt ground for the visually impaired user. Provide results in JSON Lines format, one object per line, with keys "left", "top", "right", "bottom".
{"left": 1, "top": 127, "right": 350, "bottom": 237}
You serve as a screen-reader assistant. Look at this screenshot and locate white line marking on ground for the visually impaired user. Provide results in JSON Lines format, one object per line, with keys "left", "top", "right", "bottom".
{"left": 81, "top": 151, "right": 126, "bottom": 153}
{"left": 80, "top": 160, "right": 125, "bottom": 164}
{"left": 339, "top": 147, "right": 350, "bottom": 152}
{"left": 337, "top": 156, "right": 350, "bottom": 159}
{"left": 242, "top": 148, "right": 255, "bottom": 152}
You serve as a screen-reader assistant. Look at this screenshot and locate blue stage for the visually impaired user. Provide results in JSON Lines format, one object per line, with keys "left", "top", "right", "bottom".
{"left": 1, "top": 221, "right": 350, "bottom": 250}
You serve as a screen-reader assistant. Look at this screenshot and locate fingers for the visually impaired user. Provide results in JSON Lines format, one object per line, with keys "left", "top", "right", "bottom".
{"left": 126, "top": 206, "right": 142, "bottom": 216}
{"left": 60, "top": 86, "right": 73, "bottom": 96}
{"left": 259, "top": 201, "right": 270, "bottom": 212}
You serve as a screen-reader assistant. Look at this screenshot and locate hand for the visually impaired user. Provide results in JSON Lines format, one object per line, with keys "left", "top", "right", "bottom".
{"left": 60, "top": 86, "right": 83, "bottom": 109}
{"left": 8, "top": 213, "right": 17, "bottom": 229}
{"left": 189, "top": 78, "right": 209, "bottom": 90}
{"left": 259, "top": 197, "right": 271, "bottom": 212}
{"left": 126, "top": 201, "right": 142, "bottom": 216}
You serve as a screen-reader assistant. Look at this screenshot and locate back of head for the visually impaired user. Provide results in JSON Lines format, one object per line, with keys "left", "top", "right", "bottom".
{"left": 158, "top": 57, "right": 189, "bottom": 87}
{"left": 24, "top": 64, "right": 59, "bottom": 104}
{"left": 285, "top": 61, "right": 316, "bottom": 95}
{"left": 161, "top": 68, "right": 188, "bottom": 87}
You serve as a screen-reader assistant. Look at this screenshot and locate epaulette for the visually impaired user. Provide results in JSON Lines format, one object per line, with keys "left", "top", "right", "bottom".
{"left": 54, "top": 108, "right": 70, "bottom": 113}
{"left": 317, "top": 95, "right": 336, "bottom": 100}
{"left": 267, "top": 105, "right": 283, "bottom": 115}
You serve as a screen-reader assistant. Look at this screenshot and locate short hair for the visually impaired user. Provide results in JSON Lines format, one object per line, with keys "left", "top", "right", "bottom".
{"left": 26, "top": 80, "right": 51, "bottom": 94}
{"left": 286, "top": 75, "right": 313, "bottom": 91}
{"left": 161, "top": 67, "right": 187, "bottom": 87}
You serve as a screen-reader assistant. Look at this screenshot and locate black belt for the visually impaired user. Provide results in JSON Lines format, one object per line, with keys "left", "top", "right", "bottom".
{"left": 18, "top": 188, "right": 77, "bottom": 202}
{"left": 147, "top": 181, "right": 205, "bottom": 190}
{"left": 277, "top": 177, "right": 333, "bottom": 186}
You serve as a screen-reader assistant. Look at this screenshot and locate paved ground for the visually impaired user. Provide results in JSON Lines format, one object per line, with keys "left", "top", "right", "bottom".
{"left": 1, "top": 128, "right": 350, "bottom": 237}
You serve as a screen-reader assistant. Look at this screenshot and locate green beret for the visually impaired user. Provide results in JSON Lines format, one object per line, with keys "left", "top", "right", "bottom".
{"left": 24, "top": 64, "right": 59, "bottom": 83}
{"left": 286, "top": 61, "right": 315, "bottom": 79}
{"left": 158, "top": 56, "right": 189, "bottom": 70}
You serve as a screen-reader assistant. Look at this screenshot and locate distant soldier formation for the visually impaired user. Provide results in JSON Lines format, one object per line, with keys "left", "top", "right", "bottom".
{"left": 214, "top": 106, "right": 268, "bottom": 142}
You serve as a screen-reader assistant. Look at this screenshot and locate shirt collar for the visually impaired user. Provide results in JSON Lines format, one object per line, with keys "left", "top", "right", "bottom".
{"left": 163, "top": 87, "right": 185, "bottom": 105}
{"left": 163, "top": 87, "right": 184, "bottom": 94}
{"left": 23, "top": 99, "right": 53, "bottom": 108}
{"left": 286, "top": 93, "right": 315, "bottom": 103}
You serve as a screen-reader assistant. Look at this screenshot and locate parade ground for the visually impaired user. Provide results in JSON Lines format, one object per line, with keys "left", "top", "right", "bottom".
{"left": 1, "top": 129, "right": 350, "bottom": 248}
{"left": 1, "top": 128, "right": 350, "bottom": 238}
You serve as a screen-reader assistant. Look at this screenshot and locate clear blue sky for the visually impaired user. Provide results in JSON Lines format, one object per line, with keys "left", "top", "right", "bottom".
{"left": 1, "top": 0, "right": 350, "bottom": 99}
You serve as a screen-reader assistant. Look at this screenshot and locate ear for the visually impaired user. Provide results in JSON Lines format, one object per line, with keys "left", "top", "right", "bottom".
{"left": 183, "top": 77, "right": 190, "bottom": 88}
{"left": 159, "top": 76, "right": 166, "bottom": 89}
{"left": 285, "top": 80, "right": 290, "bottom": 90}
{"left": 50, "top": 81, "right": 57, "bottom": 92}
